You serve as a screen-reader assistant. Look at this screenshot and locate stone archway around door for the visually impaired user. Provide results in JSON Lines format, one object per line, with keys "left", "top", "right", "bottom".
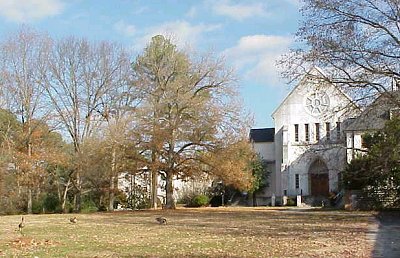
{"left": 309, "top": 159, "right": 329, "bottom": 197}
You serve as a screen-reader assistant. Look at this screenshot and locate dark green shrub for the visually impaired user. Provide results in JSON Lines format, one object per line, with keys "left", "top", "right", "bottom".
{"left": 0, "top": 198, "right": 19, "bottom": 215}
{"left": 63, "top": 200, "right": 73, "bottom": 213}
{"left": 98, "top": 205, "right": 107, "bottom": 212}
{"left": 43, "top": 194, "right": 61, "bottom": 213}
{"left": 188, "top": 194, "right": 209, "bottom": 207}
{"left": 32, "top": 199, "right": 44, "bottom": 214}
{"left": 286, "top": 197, "right": 296, "bottom": 206}
{"left": 210, "top": 195, "right": 223, "bottom": 207}
{"left": 81, "top": 199, "right": 98, "bottom": 213}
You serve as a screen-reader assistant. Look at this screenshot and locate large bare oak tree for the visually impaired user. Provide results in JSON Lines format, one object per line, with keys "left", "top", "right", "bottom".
{"left": 133, "top": 35, "right": 253, "bottom": 209}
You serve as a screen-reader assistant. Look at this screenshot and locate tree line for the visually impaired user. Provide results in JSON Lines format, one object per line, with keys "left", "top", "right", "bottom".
{"left": 0, "top": 27, "right": 260, "bottom": 214}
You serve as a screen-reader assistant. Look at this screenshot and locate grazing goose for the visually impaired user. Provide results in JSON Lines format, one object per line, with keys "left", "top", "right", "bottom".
{"left": 69, "top": 216, "right": 77, "bottom": 223}
{"left": 155, "top": 216, "right": 167, "bottom": 225}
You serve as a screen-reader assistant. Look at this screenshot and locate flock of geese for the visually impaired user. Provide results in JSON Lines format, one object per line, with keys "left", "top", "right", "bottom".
{"left": 17, "top": 215, "right": 167, "bottom": 234}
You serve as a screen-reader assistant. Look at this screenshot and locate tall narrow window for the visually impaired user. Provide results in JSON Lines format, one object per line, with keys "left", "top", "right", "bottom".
{"left": 294, "top": 124, "right": 299, "bottom": 142}
{"left": 326, "top": 122, "right": 331, "bottom": 141}
{"left": 305, "top": 124, "right": 309, "bottom": 142}
{"left": 295, "top": 174, "right": 299, "bottom": 189}
{"left": 336, "top": 122, "right": 341, "bottom": 140}
{"left": 315, "top": 123, "right": 320, "bottom": 141}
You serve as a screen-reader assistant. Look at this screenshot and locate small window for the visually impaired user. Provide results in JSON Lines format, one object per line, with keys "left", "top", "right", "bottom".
{"left": 305, "top": 124, "right": 309, "bottom": 142}
{"left": 294, "top": 124, "right": 299, "bottom": 142}
{"left": 295, "top": 174, "right": 299, "bottom": 189}
{"left": 336, "top": 122, "right": 341, "bottom": 140}
{"left": 326, "top": 122, "right": 331, "bottom": 141}
{"left": 315, "top": 123, "right": 320, "bottom": 141}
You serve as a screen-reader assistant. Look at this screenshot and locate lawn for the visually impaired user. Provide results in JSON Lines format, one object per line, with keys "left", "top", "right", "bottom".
{"left": 0, "top": 207, "right": 375, "bottom": 257}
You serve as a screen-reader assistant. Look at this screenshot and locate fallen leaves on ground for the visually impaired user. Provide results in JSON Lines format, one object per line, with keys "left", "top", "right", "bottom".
{"left": 0, "top": 207, "right": 376, "bottom": 257}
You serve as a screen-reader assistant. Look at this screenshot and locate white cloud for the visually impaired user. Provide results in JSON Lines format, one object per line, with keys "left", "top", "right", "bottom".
{"left": 134, "top": 20, "right": 221, "bottom": 50}
{"left": 185, "top": 6, "right": 197, "bottom": 18}
{"left": 114, "top": 20, "right": 136, "bottom": 37}
{"left": 0, "top": 0, "right": 64, "bottom": 22}
{"left": 223, "top": 35, "right": 293, "bottom": 86}
{"left": 210, "top": 0, "right": 268, "bottom": 21}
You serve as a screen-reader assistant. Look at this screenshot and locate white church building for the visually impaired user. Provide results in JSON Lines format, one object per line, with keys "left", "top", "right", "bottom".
{"left": 251, "top": 67, "right": 361, "bottom": 205}
{"left": 117, "top": 67, "right": 398, "bottom": 208}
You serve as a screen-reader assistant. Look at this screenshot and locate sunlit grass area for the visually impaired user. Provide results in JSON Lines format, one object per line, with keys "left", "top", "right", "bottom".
{"left": 0, "top": 207, "right": 375, "bottom": 257}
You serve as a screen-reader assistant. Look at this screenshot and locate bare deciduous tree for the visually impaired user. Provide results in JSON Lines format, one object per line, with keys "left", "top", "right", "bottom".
{"left": 133, "top": 35, "right": 252, "bottom": 209}
{"left": 0, "top": 27, "right": 52, "bottom": 213}
{"left": 44, "top": 37, "right": 132, "bottom": 211}
{"left": 281, "top": 0, "right": 400, "bottom": 108}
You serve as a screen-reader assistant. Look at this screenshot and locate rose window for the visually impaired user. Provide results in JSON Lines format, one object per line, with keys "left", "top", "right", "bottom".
{"left": 304, "top": 92, "right": 330, "bottom": 116}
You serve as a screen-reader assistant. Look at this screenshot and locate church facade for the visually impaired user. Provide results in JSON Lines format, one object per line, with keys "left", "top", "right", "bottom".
{"left": 251, "top": 68, "right": 359, "bottom": 205}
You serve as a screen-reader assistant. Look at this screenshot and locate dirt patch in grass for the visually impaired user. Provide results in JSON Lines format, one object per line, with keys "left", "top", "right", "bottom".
{"left": 10, "top": 236, "right": 59, "bottom": 249}
{"left": 0, "top": 207, "right": 376, "bottom": 257}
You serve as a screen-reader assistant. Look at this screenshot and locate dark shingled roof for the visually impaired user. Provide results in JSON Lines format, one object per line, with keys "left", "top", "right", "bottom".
{"left": 249, "top": 128, "right": 275, "bottom": 143}
{"left": 345, "top": 91, "right": 400, "bottom": 131}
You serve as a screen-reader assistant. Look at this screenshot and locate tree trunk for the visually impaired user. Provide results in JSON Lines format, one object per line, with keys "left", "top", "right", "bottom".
{"left": 36, "top": 186, "right": 41, "bottom": 201}
{"left": 74, "top": 171, "right": 81, "bottom": 212}
{"left": 27, "top": 188, "right": 32, "bottom": 214}
{"left": 151, "top": 169, "right": 158, "bottom": 209}
{"left": 109, "top": 148, "right": 117, "bottom": 211}
{"left": 150, "top": 150, "right": 158, "bottom": 209}
{"left": 165, "top": 171, "right": 176, "bottom": 209}
{"left": 61, "top": 178, "right": 70, "bottom": 213}
{"left": 252, "top": 192, "right": 257, "bottom": 207}
{"left": 100, "top": 195, "right": 104, "bottom": 208}
{"left": 246, "top": 194, "right": 253, "bottom": 207}
{"left": 57, "top": 180, "right": 61, "bottom": 202}
{"left": 27, "top": 135, "right": 33, "bottom": 214}
{"left": 109, "top": 175, "right": 115, "bottom": 211}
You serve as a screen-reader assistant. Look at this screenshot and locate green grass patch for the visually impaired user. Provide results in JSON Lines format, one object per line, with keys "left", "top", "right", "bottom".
{"left": 0, "top": 207, "right": 375, "bottom": 257}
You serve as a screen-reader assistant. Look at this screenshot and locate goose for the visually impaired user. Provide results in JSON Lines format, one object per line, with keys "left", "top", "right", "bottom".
{"left": 18, "top": 216, "right": 25, "bottom": 233}
{"left": 155, "top": 216, "right": 167, "bottom": 225}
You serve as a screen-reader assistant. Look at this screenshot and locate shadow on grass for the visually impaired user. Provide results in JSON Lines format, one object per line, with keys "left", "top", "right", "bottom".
{"left": 371, "top": 211, "right": 400, "bottom": 258}
{"left": 156, "top": 208, "right": 373, "bottom": 239}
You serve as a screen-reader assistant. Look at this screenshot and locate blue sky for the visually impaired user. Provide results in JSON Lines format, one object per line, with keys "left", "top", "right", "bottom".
{"left": 0, "top": 0, "right": 302, "bottom": 128}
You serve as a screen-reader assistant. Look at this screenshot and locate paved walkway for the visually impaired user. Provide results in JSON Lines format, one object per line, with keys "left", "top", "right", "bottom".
{"left": 368, "top": 212, "right": 400, "bottom": 258}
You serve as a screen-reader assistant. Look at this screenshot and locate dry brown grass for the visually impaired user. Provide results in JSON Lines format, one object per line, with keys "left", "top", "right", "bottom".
{"left": 0, "top": 207, "right": 375, "bottom": 257}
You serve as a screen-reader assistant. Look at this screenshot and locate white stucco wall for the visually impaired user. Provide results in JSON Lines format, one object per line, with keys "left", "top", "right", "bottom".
{"left": 253, "top": 142, "right": 275, "bottom": 161}
{"left": 252, "top": 141, "right": 276, "bottom": 197}
{"left": 271, "top": 69, "right": 354, "bottom": 197}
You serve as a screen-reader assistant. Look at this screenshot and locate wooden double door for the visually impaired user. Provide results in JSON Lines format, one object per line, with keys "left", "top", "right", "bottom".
{"left": 310, "top": 173, "right": 329, "bottom": 196}
{"left": 309, "top": 159, "right": 329, "bottom": 197}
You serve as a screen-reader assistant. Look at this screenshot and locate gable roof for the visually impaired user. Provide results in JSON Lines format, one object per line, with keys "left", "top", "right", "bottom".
{"left": 271, "top": 67, "right": 356, "bottom": 118}
{"left": 250, "top": 128, "right": 275, "bottom": 142}
{"left": 345, "top": 91, "right": 400, "bottom": 131}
